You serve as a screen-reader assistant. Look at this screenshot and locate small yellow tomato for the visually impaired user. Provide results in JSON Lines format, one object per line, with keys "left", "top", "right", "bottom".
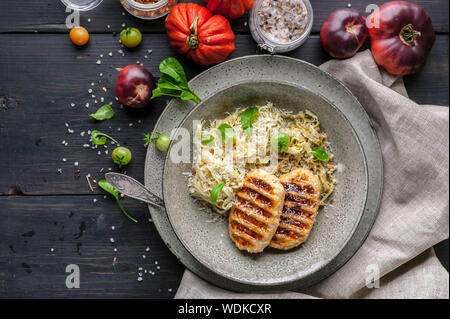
{"left": 70, "top": 26, "right": 90, "bottom": 46}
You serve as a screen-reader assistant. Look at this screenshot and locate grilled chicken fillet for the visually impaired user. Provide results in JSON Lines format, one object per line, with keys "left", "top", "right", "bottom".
{"left": 270, "top": 168, "right": 321, "bottom": 250}
{"left": 229, "top": 169, "right": 286, "bottom": 253}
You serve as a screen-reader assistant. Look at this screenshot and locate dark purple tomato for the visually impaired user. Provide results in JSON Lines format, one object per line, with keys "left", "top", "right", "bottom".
{"left": 115, "top": 64, "right": 155, "bottom": 108}
{"left": 320, "top": 8, "right": 368, "bottom": 59}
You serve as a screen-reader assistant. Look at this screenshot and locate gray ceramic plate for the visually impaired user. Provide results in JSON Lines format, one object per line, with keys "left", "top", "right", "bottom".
{"left": 145, "top": 55, "right": 383, "bottom": 291}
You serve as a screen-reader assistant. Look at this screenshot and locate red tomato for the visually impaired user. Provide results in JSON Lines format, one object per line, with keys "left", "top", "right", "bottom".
{"left": 320, "top": 9, "right": 368, "bottom": 59}
{"left": 367, "top": 1, "right": 436, "bottom": 75}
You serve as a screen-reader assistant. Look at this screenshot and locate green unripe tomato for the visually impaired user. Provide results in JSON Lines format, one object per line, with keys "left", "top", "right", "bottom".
{"left": 271, "top": 132, "right": 290, "bottom": 153}
{"left": 112, "top": 146, "right": 132, "bottom": 168}
{"left": 155, "top": 134, "right": 171, "bottom": 152}
{"left": 120, "top": 27, "right": 142, "bottom": 48}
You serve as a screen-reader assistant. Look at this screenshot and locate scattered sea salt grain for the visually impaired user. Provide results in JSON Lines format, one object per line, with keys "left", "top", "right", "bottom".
{"left": 121, "top": 23, "right": 126, "bottom": 27}
{"left": 147, "top": 49, "right": 152, "bottom": 54}
{"left": 87, "top": 18, "right": 91, "bottom": 22}
{"left": 93, "top": 198, "right": 97, "bottom": 203}
{"left": 113, "top": 248, "right": 117, "bottom": 252}
{"left": 68, "top": 129, "right": 74, "bottom": 134}
{"left": 83, "top": 144, "right": 90, "bottom": 148}
{"left": 145, "top": 247, "right": 150, "bottom": 252}
{"left": 97, "top": 151, "right": 102, "bottom": 156}
{"left": 88, "top": 89, "right": 93, "bottom": 93}
{"left": 86, "top": 102, "right": 90, "bottom": 108}
{"left": 50, "top": 248, "right": 54, "bottom": 252}
{"left": 80, "top": 131, "right": 85, "bottom": 137}
{"left": 62, "top": 158, "right": 67, "bottom": 162}
{"left": 110, "top": 238, "right": 115, "bottom": 243}
{"left": 65, "top": 123, "right": 69, "bottom": 127}
{"left": 156, "top": 266, "right": 160, "bottom": 270}
{"left": 111, "top": 226, "right": 115, "bottom": 230}
{"left": 142, "top": 255, "right": 146, "bottom": 259}
{"left": 91, "top": 82, "right": 95, "bottom": 86}
{"left": 74, "top": 162, "right": 79, "bottom": 166}
{"left": 137, "top": 277, "right": 143, "bottom": 282}
{"left": 108, "top": 52, "right": 113, "bottom": 57}
{"left": 96, "top": 60, "right": 102, "bottom": 65}
{"left": 99, "top": 54, "right": 103, "bottom": 58}
{"left": 107, "top": 25, "right": 110, "bottom": 29}
{"left": 99, "top": 73, "right": 103, "bottom": 77}
{"left": 57, "top": 168, "right": 62, "bottom": 174}
{"left": 70, "top": 103, "right": 75, "bottom": 107}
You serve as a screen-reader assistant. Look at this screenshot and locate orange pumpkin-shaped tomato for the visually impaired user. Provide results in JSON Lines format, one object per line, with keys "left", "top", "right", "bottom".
{"left": 165, "top": 3, "right": 236, "bottom": 66}
{"left": 204, "top": 0, "right": 253, "bottom": 19}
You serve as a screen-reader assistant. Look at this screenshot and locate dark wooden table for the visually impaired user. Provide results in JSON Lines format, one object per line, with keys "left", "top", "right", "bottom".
{"left": 0, "top": 0, "right": 448, "bottom": 299}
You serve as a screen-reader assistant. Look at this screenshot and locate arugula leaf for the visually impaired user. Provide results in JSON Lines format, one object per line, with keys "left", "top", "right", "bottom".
{"left": 98, "top": 179, "right": 138, "bottom": 223}
{"left": 210, "top": 183, "right": 225, "bottom": 204}
{"left": 151, "top": 58, "right": 201, "bottom": 103}
{"left": 91, "top": 130, "right": 119, "bottom": 146}
{"left": 89, "top": 104, "right": 114, "bottom": 121}
{"left": 216, "top": 124, "right": 236, "bottom": 144}
{"left": 240, "top": 107, "right": 259, "bottom": 136}
{"left": 311, "top": 147, "right": 330, "bottom": 162}
{"left": 201, "top": 134, "right": 214, "bottom": 146}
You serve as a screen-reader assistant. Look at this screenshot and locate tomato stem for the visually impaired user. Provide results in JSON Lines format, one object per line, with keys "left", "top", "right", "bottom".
{"left": 186, "top": 15, "right": 199, "bottom": 49}
{"left": 399, "top": 24, "right": 421, "bottom": 47}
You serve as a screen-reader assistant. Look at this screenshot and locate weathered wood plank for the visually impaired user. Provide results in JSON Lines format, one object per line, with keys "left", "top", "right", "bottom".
{"left": 0, "top": 195, "right": 184, "bottom": 298}
{"left": 0, "top": 34, "right": 448, "bottom": 195}
{"left": 0, "top": 0, "right": 448, "bottom": 34}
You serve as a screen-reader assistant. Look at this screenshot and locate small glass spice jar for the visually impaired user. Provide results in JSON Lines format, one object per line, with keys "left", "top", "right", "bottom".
{"left": 120, "top": 0, "right": 178, "bottom": 20}
{"left": 249, "top": 0, "right": 314, "bottom": 53}
{"left": 61, "top": 0, "right": 104, "bottom": 11}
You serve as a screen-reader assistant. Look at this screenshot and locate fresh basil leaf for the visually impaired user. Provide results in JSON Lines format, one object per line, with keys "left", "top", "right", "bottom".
{"left": 151, "top": 87, "right": 183, "bottom": 99}
{"left": 91, "top": 130, "right": 119, "bottom": 146}
{"left": 159, "top": 57, "right": 187, "bottom": 84}
{"left": 241, "top": 107, "right": 259, "bottom": 136}
{"left": 180, "top": 90, "right": 201, "bottom": 103}
{"left": 311, "top": 147, "right": 330, "bottom": 162}
{"left": 210, "top": 183, "right": 225, "bottom": 204}
{"left": 89, "top": 104, "right": 114, "bottom": 121}
{"left": 216, "top": 124, "right": 236, "bottom": 144}
{"left": 201, "top": 134, "right": 214, "bottom": 146}
{"left": 98, "top": 179, "right": 138, "bottom": 223}
{"left": 271, "top": 132, "right": 290, "bottom": 153}
{"left": 152, "top": 58, "right": 201, "bottom": 103}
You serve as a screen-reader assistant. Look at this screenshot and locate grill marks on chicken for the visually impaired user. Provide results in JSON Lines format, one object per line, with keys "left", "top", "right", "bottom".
{"left": 270, "top": 168, "right": 321, "bottom": 250}
{"left": 229, "top": 169, "right": 286, "bottom": 253}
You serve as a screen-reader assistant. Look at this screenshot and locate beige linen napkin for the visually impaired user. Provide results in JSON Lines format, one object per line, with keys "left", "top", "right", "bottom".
{"left": 175, "top": 50, "right": 449, "bottom": 299}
